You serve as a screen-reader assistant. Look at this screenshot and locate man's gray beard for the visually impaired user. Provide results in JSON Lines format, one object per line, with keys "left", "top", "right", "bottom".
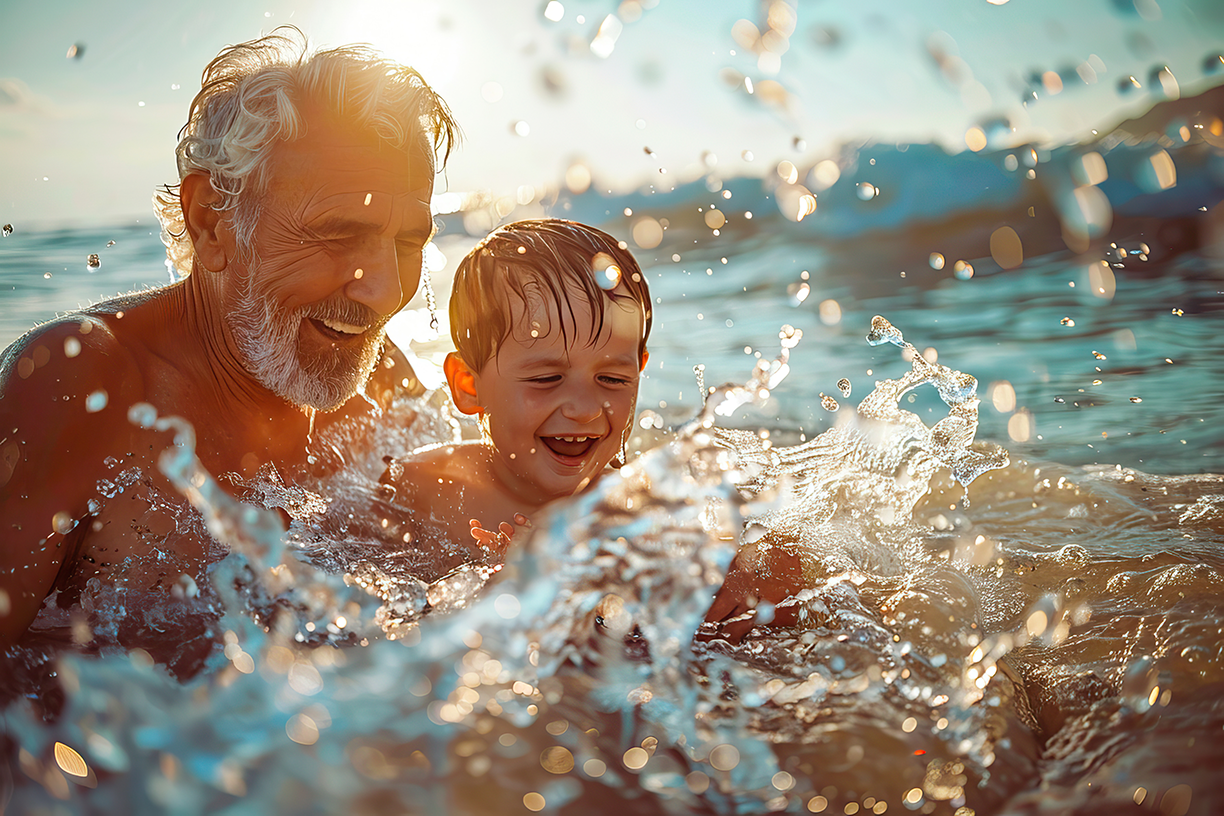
{"left": 227, "top": 273, "right": 387, "bottom": 412}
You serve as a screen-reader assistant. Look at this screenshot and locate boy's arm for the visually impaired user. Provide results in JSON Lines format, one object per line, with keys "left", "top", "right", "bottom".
{"left": 0, "top": 318, "right": 148, "bottom": 645}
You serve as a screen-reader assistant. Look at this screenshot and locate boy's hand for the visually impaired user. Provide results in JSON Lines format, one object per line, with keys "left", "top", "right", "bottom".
{"left": 468, "top": 513, "right": 531, "bottom": 557}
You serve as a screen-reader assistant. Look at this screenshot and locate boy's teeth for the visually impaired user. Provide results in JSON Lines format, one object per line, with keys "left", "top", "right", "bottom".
{"left": 322, "top": 318, "right": 364, "bottom": 334}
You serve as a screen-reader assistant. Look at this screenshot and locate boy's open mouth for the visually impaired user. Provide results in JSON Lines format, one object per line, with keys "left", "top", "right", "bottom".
{"left": 541, "top": 435, "right": 600, "bottom": 459}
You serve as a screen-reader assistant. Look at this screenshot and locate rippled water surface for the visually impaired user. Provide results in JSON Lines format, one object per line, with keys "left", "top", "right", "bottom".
{"left": 3, "top": 129, "right": 1224, "bottom": 815}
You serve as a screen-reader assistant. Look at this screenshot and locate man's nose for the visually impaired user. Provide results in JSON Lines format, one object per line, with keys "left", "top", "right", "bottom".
{"left": 345, "top": 241, "right": 411, "bottom": 318}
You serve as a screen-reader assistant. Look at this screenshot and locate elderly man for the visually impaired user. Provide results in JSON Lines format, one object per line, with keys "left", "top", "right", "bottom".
{"left": 0, "top": 29, "right": 457, "bottom": 674}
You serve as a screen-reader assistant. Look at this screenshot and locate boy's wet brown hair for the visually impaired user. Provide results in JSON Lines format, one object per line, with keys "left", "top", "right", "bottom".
{"left": 450, "top": 219, "right": 652, "bottom": 371}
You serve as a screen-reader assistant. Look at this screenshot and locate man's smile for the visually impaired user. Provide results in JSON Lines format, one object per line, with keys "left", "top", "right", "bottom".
{"left": 310, "top": 316, "right": 370, "bottom": 341}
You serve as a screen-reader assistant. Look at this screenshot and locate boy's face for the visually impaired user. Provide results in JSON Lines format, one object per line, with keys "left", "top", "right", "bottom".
{"left": 469, "top": 288, "right": 647, "bottom": 506}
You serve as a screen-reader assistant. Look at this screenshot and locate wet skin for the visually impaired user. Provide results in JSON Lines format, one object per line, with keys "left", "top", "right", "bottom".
{"left": 703, "top": 534, "right": 808, "bottom": 643}
{"left": 0, "top": 112, "right": 435, "bottom": 648}
{"left": 379, "top": 289, "right": 648, "bottom": 565}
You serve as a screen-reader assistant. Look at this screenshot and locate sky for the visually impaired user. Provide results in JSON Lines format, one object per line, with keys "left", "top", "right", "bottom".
{"left": 2, "top": 0, "right": 1223, "bottom": 228}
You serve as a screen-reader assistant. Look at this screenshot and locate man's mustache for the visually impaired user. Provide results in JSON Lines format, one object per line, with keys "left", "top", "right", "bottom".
{"left": 302, "top": 297, "right": 388, "bottom": 331}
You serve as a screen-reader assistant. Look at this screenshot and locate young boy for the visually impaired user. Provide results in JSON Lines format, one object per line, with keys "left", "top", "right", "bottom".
{"left": 379, "top": 219, "right": 651, "bottom": 572}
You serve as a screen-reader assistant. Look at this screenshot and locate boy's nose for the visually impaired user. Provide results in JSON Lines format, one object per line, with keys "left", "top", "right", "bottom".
{"left": 560, "top": 389, "right": 604, "bottom": 423}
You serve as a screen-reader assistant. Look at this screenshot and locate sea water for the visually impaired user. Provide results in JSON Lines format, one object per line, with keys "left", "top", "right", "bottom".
{"left": 2, "top": 135, "right": 1224, "bottom": 815}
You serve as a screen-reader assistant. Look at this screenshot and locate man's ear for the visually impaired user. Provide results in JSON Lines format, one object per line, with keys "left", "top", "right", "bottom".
{"left": 180, "top": 173, "right": 232, "bottom": 273}
{"left": 639, "top": 350, "right": 650, "bottom": 372}
{"left": 444, "top": 352, "right": 482, "bottom": 415}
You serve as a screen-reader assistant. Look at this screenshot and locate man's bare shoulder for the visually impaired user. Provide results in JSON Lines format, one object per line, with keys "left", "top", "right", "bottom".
{"left": 0, "top": 310, "right": 163, "bottom": 643}
{"left": 1, "top": 313, "right": 146, "bottom": 419}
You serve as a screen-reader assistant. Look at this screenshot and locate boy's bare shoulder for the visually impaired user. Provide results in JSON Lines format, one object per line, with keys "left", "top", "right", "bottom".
{"left": 381, "top": 441, "right": 493, "bottom": 492}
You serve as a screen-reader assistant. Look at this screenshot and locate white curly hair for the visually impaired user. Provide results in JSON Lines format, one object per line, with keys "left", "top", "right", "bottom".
{"left": 154, "top": 26, "right": 458, "bottom": 278}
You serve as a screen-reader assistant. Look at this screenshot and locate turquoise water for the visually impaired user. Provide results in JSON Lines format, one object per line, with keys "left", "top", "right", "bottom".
{"left": 4, "top": 179, "right": 1223, "bottom": 476}
{"left": 3, "top": 118, "right": 1224, "bottom": 814}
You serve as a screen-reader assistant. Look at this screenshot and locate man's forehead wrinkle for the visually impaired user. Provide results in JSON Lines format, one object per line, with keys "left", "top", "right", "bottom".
{"left": 285, "top": 182, "right": 432, "bottom": 238}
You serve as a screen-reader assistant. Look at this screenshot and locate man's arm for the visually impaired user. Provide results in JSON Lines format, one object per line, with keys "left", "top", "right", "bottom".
{"left": 703, "top": 538, "right": 808, "bottom": 644}
{"left": 0, "top": 317, "right": 147, "bottom": 645}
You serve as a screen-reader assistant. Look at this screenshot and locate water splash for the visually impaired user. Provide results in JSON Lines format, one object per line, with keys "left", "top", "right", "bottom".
{"left": 13, "top": 318, "right": 1223, "bottom": 815}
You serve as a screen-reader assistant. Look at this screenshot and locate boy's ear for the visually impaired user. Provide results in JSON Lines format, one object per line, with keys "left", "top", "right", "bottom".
{"left": 639, "top": 350, "right": 649, "bottom": 372}
{"left": 180, "top": 172, "right": 232, "bottom": 273}
{"left": 444, "top": 352, "right": 482, "bottom": 415}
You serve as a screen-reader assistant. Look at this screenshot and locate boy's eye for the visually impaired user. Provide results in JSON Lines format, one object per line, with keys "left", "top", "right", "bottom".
{"left": 598, "top": 375, "right": 633, "bottom": 387}
{"left": 527, "top": 375, "right": 561, "bottom": 385}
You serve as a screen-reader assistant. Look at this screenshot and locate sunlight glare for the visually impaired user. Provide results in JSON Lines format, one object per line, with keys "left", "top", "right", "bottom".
{"left": 313, "top": 1, "right": 460, "bottom": 87}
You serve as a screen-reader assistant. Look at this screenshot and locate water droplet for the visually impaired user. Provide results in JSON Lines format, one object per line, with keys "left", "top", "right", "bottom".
{"left": 1092, "top": 350, "right": 1106, "bottom": 360}
{"left": 66, "top": 43, "right": 85, "bottom": 60}
{"left": 709, "top": 744, "right": 740, "bottom": 771}
{"left": 778, "top": 324, "right": 802, "bottom": 348}
{"left": 0, "top": 224, "right": 12, "bottom": 237}
{"left": 51, "top": 511, "right": 78, "bottom": 535}
{"left": 54, "top": 742, "right": 89, "bottom": 777}
{"left": 1054, "top": 397, "right": 1065, "bottom": 404}
{"left": 593, "top": 253, "right": 621, "bottom": 290}
{"left": 631, "top": 217, "right": 663, "bottom": 250}
{"left": 837, "top": 378, "right": 851, "bottom": 397}
{"left": 856, "top": 182, "right": 877, "bottom": 200}
{"left": 43, "top": 272, "right": 52, "bottom": 279}
{"left": 866, "top": 315, "right": 904, "bottom": 347}
{"left": 1149, "top": 65, "right": 1179, "bottom": 99}
{"left": 929, "top": 252, "right": 945, "bottom": 270}
{"left": 776, "top": 160, "right": 799, "bottom": 184}
{"left": 87, "top": 253, "right": 101, "bottom": 269}
{"left": 953, "top": 260, "right": 974, "bottom": 280}
{"left": 1060, "top": 317, "right": 1075, "bottom": 326}
{"left": 820, "top": 393, "right": 839, "bottom": 412}
{"left": 106, "top": 240, "right": 116, "bottom": 247}
{"left": 1130, "top": 396, "right": 1143, "bottom": 403}
{"left": 85, "top": 389, "right": 108, "bottom": 412}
